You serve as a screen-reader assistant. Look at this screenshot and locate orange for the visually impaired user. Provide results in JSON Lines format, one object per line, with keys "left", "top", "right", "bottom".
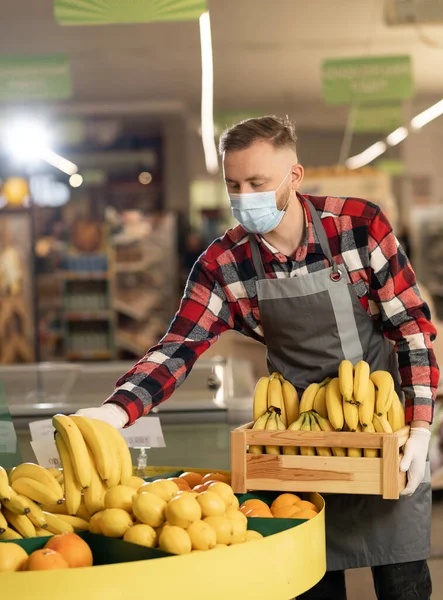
{"left": 168, "top": 478, "right": 191, "bottom": 491}
{"left": 244, "top": 507, "right": 273, "bottom": 518}
{"left": 297, "top": 500, "right": 318, "bottom": 513}
{"left": 295, "top": 509, "right": 318, "bottom": 520}
{"left": 239, "top": 499, "right": 270, "bottom": 515}
{"left": 192, "top": 481, "right": 216, "bottom": 493}
{"left": 179, "top": 472, "right": 203, "bottom": 489}
{"left": 270, "top": 493, "right": 302, "bottom": 513}
{"left": 272, "top": 505, "right": 302, "bottom": 519}
{"left": 25, "top": 548, "right": 70, "bottom": 571}
{"left": 201, "top": 472, "right": 228, "bottom": 485}
{"left": 44, "top": 533, "right": 93, "bottom": 568}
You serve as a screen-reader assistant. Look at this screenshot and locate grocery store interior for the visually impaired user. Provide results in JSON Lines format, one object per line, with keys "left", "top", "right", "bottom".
{"left": 1, "top": 0, "right": 443, "bottom": 597}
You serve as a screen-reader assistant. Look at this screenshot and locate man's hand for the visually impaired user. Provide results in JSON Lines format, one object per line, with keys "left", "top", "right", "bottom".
{"left": 74, "top": 404, "right": 129, "bottom": 429}
{"left": 400, "top": 426, "right": 431, "bottom": 496}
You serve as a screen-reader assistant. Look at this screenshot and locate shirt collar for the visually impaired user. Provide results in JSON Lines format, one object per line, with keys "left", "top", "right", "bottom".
{"left": 255, "top": 193, "right": 317, "bottom": 263}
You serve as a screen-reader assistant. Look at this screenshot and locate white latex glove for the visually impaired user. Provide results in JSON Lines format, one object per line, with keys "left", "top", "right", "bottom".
{"left": 74, "top": 403, "right": 129, "bottom": 429}
{"left": 400, "top": 427, "right": 431, "bottom": 496}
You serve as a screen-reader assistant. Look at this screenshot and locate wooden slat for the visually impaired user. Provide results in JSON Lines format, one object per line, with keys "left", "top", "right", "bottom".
{"left": 230, "top": 429, "right": 247, "bottom": 493}
{"left": 382, "top": 435, "right": 402, "bottom": 499}
{"left": 245, "top": 478, "right": 383, "bottom": 495}
{"left": 233, "top": 422, "right": 254, "bottom": 432}
{"left": 245, "top": 429, "right": 384, "bottom": 449}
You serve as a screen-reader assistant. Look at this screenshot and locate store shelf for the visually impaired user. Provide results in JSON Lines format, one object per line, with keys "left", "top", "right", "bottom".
{"left": 66, "top": 350, "right": 113, "bottom": 361}
{"left": 64, "top": 311, "right": 113, "bottom": 321}
{"left": 62, "top": 271, "right": 110, "bottom": 281}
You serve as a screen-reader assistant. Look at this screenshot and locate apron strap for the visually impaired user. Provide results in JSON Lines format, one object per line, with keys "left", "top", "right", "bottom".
{"left": 248, "top": 197, "right": 339, "bottom": 279}
{"left": 248, "top": 233, "right": 266, "bottom": 280}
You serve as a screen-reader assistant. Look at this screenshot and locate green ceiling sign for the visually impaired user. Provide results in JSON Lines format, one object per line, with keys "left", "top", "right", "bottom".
{"left": 0, "top": 55, "right": 71, "bottom": 100}
{"left": 55, "top": 0, "right": 207, "bottom": 25}
{"left": 322, "top": 55, "right": 413, "bottom": 105}
{"left": 352, "top": 103, "right": 403, "bottom": 133}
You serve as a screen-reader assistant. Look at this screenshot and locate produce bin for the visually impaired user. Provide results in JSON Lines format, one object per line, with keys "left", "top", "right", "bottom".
{"left": 1, "top": 469, "right": 326, "bottom": 599}
{"left": 231, "top": 422, "right": 410, "bottom": 499}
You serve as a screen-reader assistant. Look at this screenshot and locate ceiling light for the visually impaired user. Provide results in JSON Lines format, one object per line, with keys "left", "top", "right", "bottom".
{"left": 138, "top": 172, "right": 152, "bottom": 185}
{"left": 40, "top": 148, "right": 78, "bottom": 176}
{"left": 199, "top": 11, "right": 218, "bottom": 175}
{"left": 69, "top": 174, "right": 83, "bottom": 188}
{"left": 3, "top": 118, "right": 51, "bottom": 163}
{"left": 386, "top": 127, "right": 409, "bottom": 147}
{"left": 410, "top": 99, "right": 443, "bottom": 130}
{"left": 346, "top": 142, "right": 387, "bottom": 170}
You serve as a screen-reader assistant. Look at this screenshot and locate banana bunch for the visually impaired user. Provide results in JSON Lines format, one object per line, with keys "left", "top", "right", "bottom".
{"left": 0, "top": 414, "right": 134, "bottom": 539}
{"left": 252, "top": 372, "right": 299, "bottom": 427}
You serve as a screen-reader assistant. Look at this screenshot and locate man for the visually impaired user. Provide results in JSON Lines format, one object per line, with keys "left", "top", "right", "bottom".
{"left": 78, "top": 116, "right": 438, "bottom": 599}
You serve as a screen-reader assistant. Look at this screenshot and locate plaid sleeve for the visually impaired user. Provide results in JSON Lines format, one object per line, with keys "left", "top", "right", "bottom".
{"left": 368, "top": 208, "right": 439, "bottom": 424}
{"left": 105, "top": 258, "right": 234, "bottom": 425}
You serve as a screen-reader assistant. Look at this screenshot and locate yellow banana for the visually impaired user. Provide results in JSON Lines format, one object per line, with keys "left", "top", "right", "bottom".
{"left": 309, "top": 413, "right": 332, "bottom": 457}
{"left": 300, "top": 412, "right": 316, "bottom": 456}
{"left": 267, "top": 375, "right": 284, "bottom": 412}
{"left": 3, "top": 489, "right": 30, "bottom": 515}
{"left": 0, "top": 527, "right": 22, "bottom": 540}
{"left": 76, "top": 502, "right": 91, "bottom": 522}
{"left": 11, "top": 477, "right": 63, "bottom": 506}
{"left": 0, "top": 466, "right": 11, "bottom": 501}
{"left": 2, "top": 506, "right": 36, "bottom": 538}
{"left": 338, "top": 360, "right": 354, "bottom": 402}
{"left": 55, "top": 515, "right": 90, "bottom": 531}
{"left": 313, "top": 385, "right": 328, "bottom": 419}
{"left": 359, "top": 378, "right": 375, "bottom": 428}
{"left": 0, "top": 507, "right": 8, "bottom": 532}
{"left": 42, "top": 511, "right": 75, "bottom": 534}
{"left": 326, "top": 377, "right": 344, "bottom": 431}
{"left": 52, "top": 414, "right": 92, "bottom": 489}
{"left": 253, "top": 377, "right": 270, "bottom": 422}
{"left": 371, "top": 371, "right": 394, "bottom": 416}
{"left": 265, "top": 411, "right": 281, "bottom": 455}
{"left": 353, "top": 360, "right": 370, "bottom": 406}
{"left": 343, "top": 397, "right": 359, "bottom": 431}
{"left": 70, "top": 416, "right": 113, "bottom": 481}
{"left": 387, "top": 391, "right": 406, "bottom": 432}
{"left": 55, "top": 433, "right": 82, "bottom": 516}
{"left": 17, "top": 496, "right": 47, "bottom": 529}
{"left": 92, "top": 420, "right": 122, "bottom": 487}
{"left": 300, "top": 383, "right": 320, "bottom": 413}
{"left": 363, "top": 422, "right": 379, "bottom": 457}
{"left": 40, "top": 502, "right": 68, "bottom": 515}
{"left": 83, "top": 447, "right": 106, "bottom": 515}
{"left": 10, "top": 463, "right": 63, "bottom": 498}
{"left": 35, "top": 527, "right": 53, "bottom": 537}
{"left": 313, "top": 413, "right": 347, "bottom": 457}
{"left": 285, "top": 412, "right": 307, "bottom": 455}
{"left": 98, "top": 420, "right": 132, "bottom": 485}
{"left": 348, "top": 423, "right": 363, "bottom": 457}
{"left": 281, "top": 379, "right": 300, "bottom": 427}
{"left": 373, "top": 413, "right": 393, "bottom": 434}
{"left": 248, "top": 411, "right": 270, "bottom": 455}
{"left": 47, "top": 468, "right": 64, "bottom": 484}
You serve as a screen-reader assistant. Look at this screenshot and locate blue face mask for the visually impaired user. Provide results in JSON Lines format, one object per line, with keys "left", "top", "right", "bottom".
{"left": 228, "top": 168, "right": 292, "bottom": 234}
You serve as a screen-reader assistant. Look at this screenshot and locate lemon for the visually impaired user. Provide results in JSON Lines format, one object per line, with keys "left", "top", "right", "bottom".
{"left": 165, "top": 495, "right": 201, "bottom": 529}
{"left": 133, "top": 493, "right": 167, "bottom": 528}
{"left": 197, "top": 491, "right": 226, "bottom": 518}
{"left": 89, "top": 511, "right": 104, "bottom": 534}
{"left": 159, "top": 525, "right": 192, "bottom": 555}
{"left": 187, "top": 520, "right": 217, "bottom": 551}
{"left": 245, "top": 530, "right": 264, "bottom": 542}
{"left": 225, "top": 507, "right": 248, "bottom": 527}
{"left": 0, "top": 543, "right": 28, "bottom": 572}
{"left": 126, "top": 476, "right": 146, "bottom": 491}
{"left": 105, "top": 485, "right": 137, "bottom": 512}
{"left": 138, "top": 480, "right": 179, "bottom": 502}
{"left": 230, "top": 519, "right": 247, "bottom": 544}
{"left": 207, "top": 482, "right": 236, "bottom": 507}
{"left": 100, "top": 508, "right": 133, "bottom": 538}
{"left": 203, "top": 516, "right": 232, "bottom": 545}
{"left": 123, "top": 524, "right": 157, "bottom": 548}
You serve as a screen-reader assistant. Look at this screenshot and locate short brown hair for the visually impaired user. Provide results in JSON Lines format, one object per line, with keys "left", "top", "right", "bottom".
{"left": 218, "top": 115, "right": 297, "bottom": 155}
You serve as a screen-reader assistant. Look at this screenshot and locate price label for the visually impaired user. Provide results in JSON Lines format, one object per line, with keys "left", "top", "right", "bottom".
{"left": 29, "top": 419, "right": 54, "bottom": 441}
{"left": 0, "top": 421, "right": 17, "bottom": 454}
{"left": 30, "top": 439, "right": 61, "bottom": 468}
{"left": 119, "top": 416, "right": 166, "bottom": 449}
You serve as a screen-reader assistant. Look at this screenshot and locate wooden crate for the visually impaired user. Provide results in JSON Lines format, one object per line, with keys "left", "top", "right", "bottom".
{"left": 231, "top": 423, "right": 410, "bottom": 500}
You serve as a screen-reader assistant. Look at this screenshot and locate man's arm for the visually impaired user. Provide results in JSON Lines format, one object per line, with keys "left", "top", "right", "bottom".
{"left": 367, "top": 208, "right": 440, "bottom": 425}
{"left": 104, "top": 257, "right": 235, "bottom": 425}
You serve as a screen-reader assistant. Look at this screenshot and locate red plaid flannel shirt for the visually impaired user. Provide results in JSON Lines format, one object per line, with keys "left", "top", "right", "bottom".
{"left": 107, "top": 194, "right": 439, "bottom": 425}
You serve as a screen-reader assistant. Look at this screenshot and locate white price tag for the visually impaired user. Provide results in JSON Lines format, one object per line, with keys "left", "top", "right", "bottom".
{"left": 0, "top": 421, "right": 17, "bottom": 454}
{"left": 29, "top": 419, "right": 54, "bottom": 441}
{"left": 30, "top": 439, "right": 61, "bottom": 469}
{"left": 119, "top": 416, "right": 166, "bottom": 449}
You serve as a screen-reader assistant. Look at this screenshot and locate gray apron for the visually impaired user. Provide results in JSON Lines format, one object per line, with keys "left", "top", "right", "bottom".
{"left": 249, "top": 199, "right": 431, "bottom": 570}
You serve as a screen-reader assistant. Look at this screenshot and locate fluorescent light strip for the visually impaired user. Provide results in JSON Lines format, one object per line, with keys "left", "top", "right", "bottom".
{"left": 199, "top": 11, "right": 218, "bottom": 175}
{"left": 411, "top": 99, "right": 443, "bottom": 130}
{"left": 345, "top": 141, "right": 387, "bottom": 170}
{"left": 39, "top": 148, "right": 78, "bottom": 176}
{"left": 386, "top": 126, "right": 408, "bottom": 147}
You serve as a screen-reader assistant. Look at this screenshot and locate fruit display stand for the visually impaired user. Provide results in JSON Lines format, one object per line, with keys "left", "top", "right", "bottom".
{"left": 231, "top": 424, "right": 410, "bottom": 499}
{"left": 1, "top": 468, "right": 326, "bottom": 600}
